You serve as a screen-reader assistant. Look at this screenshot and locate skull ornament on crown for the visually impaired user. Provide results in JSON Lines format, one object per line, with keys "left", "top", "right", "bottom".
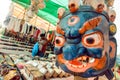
{"left": 54, "top": 0, "right": 117, "bottom": 79}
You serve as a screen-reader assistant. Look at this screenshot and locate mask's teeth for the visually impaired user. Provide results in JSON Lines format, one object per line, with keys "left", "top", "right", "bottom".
{"left": 82, "top": 61, "right": 86, "bottom": 67}
{"left": 83, "top": 63, "right": 87, "bottom": 67}
{"left": 77, "top": 57, "right": 82, "bottom": 61}
{"left": 78, "top": 65, "right": 83, "bottom": 68}
{"left": 89, "top": 58, "right": 95, "bottom": 63}
{"left": 71, "top": 65, "right": 77, "bottom": 68}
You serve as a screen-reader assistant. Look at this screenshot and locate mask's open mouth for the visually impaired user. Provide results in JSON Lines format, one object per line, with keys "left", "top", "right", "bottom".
{"left": 57, "top": 54, "right": 106, "bottom": 73}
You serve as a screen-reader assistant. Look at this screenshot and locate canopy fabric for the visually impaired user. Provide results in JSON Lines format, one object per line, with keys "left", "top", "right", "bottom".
{"left": 11, "top": 2, "right": 56, "bottom": 31}
{"left": 12, "top": 0, "right": 68, "bottom": 26}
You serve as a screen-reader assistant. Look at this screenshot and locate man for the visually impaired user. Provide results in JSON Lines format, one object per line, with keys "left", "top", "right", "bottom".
{"left": 32, "top": 33, "right": 48, "bottom": 58}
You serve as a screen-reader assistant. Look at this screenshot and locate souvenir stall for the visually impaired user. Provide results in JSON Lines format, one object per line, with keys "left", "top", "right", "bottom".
{"left": 0, "top": 0, "right": 71, "bottom": 80}
{"left": 0, "top": 0, "right": 118, "bottom": 80}
{"left": 4, "top": 2, "right": 55, "bottom": 44}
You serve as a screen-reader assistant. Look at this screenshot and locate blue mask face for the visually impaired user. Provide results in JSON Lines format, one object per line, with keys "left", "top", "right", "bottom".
{"left": 54, "top": 6, "right": 117, "bottom": 78}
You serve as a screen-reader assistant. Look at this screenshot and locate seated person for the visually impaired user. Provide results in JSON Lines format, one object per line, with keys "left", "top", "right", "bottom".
{"left": 32, "top": 33, "right": 48, "bottom": 58}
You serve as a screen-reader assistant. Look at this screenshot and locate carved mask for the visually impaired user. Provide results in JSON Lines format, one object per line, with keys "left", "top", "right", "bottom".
{"left": 54, "top": 6, "right": 117, "bottom": 78}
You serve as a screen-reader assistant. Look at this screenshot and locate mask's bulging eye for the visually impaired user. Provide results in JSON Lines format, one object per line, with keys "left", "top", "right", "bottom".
{"left": 55, "top": 36, "right": 65, "bottom": 47}
{"left": 56, "top": 39, "right": 60, "bottom": 44}
{"left": 86, "top": 37, "right": 95, "bottom": 44}
{"left": 68, "top": 16, "right": 80, "bottom": 26}
{"left": 82, "top": 32, "right": 103, "bottom": 48}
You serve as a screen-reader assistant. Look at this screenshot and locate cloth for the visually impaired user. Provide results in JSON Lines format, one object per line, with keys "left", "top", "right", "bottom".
{"left": 14, "top": 19, "right": 21, "bottom": 32}
{"left": 7, "top": 17, "right": 16, "bottom": 30}
{"left": 32, "top": 42, "right": 45, "bottom": 57}
{"left": 30, "top": 26, "right": 34, "bottom": 36}
{"left": 21, "top": 22, "right": 28, "bottom": 34}
{"left": 4, "top": 15, "right": 11, "bottom": 26}
{"left": 32, "top": 42, "right": 39, "bottom": 57}
{"left": 33, "top": 29, "right": 40, "bottom": 40}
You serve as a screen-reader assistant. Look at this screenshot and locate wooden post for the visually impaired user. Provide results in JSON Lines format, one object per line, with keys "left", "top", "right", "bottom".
{"left": 74, "top": 76, "right": 88, "bottom": 80}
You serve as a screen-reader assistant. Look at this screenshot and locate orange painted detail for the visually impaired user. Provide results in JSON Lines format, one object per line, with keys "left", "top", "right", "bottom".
{"left": 57, "top": 54, "right": 66, "bottom": 64}
{"left": 79, "top": 16, "right": 102, "bottom": 34}
{"left": 47, "top": 32, "right": 55, "bottom": 42}
{"left": 57, "top": 53, "right": 107, "bottom": 72}
{"left": 110, "top": 40, "right": 116, "bottom": 58}
{"left": 94, "top": 55, "right": 106, "bottom": 70}
{"left": 69, "top": 59, "right": 82, "bottom": 65}
{"left": 56, "top": 26, "right": 65, "bottom": 35}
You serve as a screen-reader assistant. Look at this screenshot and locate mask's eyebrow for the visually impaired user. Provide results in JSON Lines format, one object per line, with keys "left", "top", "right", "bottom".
{"left": 79, "top": 16, "right": 102, "bottom": 34}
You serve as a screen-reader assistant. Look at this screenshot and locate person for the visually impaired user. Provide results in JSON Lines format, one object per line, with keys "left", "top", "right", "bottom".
{"left": 32, "top": 33, "right": 48, "bottom": 58}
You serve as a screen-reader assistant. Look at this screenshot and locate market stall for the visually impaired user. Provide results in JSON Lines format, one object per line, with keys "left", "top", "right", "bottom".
{"left": 0, "top": 0, "right": 119, "bottom": 80}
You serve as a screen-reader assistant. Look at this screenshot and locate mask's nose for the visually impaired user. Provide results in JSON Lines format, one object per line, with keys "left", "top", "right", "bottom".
{"left": 62, "top": 44, "right": 86, "bottom": 60}
{"left": 63, "top": 45, "right": 77, "bottom": 60}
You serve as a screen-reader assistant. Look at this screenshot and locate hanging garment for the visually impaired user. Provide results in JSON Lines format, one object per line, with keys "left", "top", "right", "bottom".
{"left": 14, "top": 19, "right": 21, "bottom": 32}
{"left": 33, "top": 27, "right": 37, "bottom": 37}
{"left": 19, "top": 24, "right": 23, "bottom": 33}
{"left": 21, "top": 22, "right": 28, "bottom": 34}
{"left": 20, "top": 23, "right": 25, "bottom": 33}
{"left": 30, "top": 26, "right": 34, "bottom": 36}
{"left": 29, "top": 25, "right": 32, "bottom": 33}
{"left": 19, "top": 20, "right": 25, "bottom": 33}
{"left": 25, "top": 24, "right": 28, "bottom": 34}
{"left": 33, "top": 29, "right": 40, "bottom": 40}
{"left": 7, "top": 17, "right": 16, "bottom": 31}
{"left": 27, "top": 24, "right": 30, "bottom": 34}
{"left": 4, "top": 15, "right": 11, "bottom": 26}
{"left": 4, "top": 2, "right": 14, "bottom": 26}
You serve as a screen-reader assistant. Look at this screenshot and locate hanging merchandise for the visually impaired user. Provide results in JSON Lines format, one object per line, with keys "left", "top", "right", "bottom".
{"left": 33, "top": 28, "right": 41, "bottom": 41}
{"left": 20, "top": 22, "right": 28, "bottom": 34}
{"left": 28, "top": 25, "right": 33, "bottom": 33}
{"left": 30, "top": 0, "right": 45, "bottom": 13}
{"left": 25, "top": 0, "right": 46, "bottom": 22}
{"left": 19, "top": 19, "right": 25, "bottom": 33}
{"left": 4, "top": 15, "right": 11, "bottom": 26}
{"left": 7, "top": 17, "right": 16, "bottom": 31}
{"left": 25, "top": 24, "right": 28, "bottom": 34}
{"left": 25, "top": 9, "right": 34, "bottom": 22}
{"left": 4, "top": 2, "right": 14, "bottom": 26}
{"left": 30, "top": 26, "right": 34, "bottom": 36}
{"left": 13, "top": 19, "right": 21, "bottom": 32}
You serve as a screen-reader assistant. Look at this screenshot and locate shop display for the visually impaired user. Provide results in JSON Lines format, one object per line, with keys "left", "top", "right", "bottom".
{"left": 0, "top": 53, "right": 22, "bottom": 80}
{"left": 8, "top": 53, "right": 71, "bottom": 80}
{"left": 4, "top": 16, "right": 47, "bottom": 44}
{"left": 0, "top": 0, "right": 118, "bottom": 80}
